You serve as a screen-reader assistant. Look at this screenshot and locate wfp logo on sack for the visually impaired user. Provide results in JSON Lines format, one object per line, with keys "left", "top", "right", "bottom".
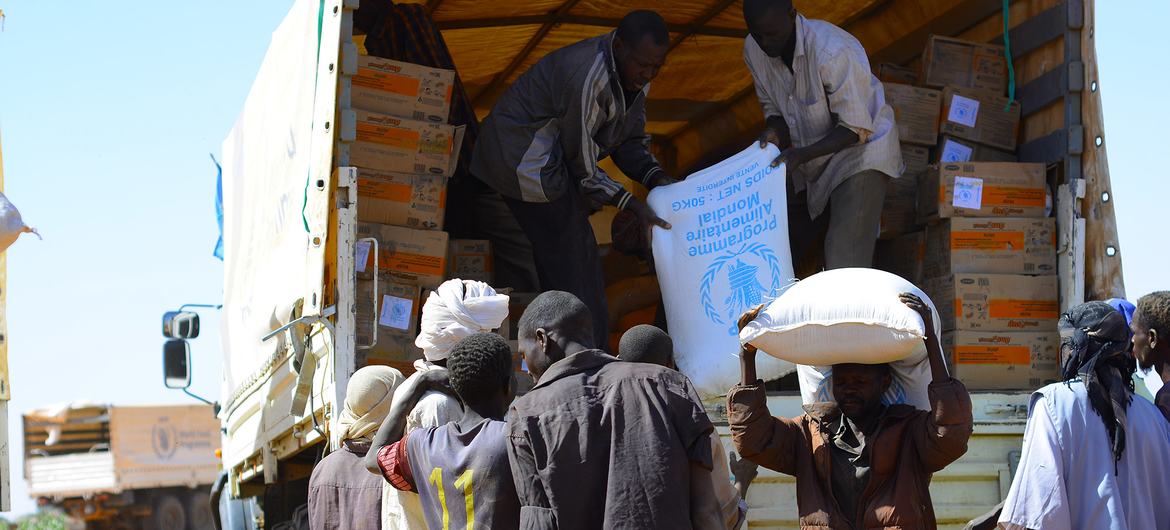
{"left": 699, "top": 242, "right": 785, "bottom": 335}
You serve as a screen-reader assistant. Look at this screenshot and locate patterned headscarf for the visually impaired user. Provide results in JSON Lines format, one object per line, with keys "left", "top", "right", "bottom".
{"left": 1059, "top": 301, "right": 1135, "bottom": 469}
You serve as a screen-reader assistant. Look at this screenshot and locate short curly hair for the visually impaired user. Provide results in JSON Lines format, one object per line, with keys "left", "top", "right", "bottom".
{"left": 447, "top": 333, "right": 513, "bottom": 405}
{"left": 1136, "top": 291, "right": 1170, "bottom": 338}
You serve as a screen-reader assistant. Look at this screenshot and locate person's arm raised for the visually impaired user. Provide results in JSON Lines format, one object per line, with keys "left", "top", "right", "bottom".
{"left": 364, "top": 369, "right": 453, "bottom": 475}
{"left": 899, "top": 293, "right": 948, "bottom": 384}
{"left": 738, "top": 304, "right": 766, "bottom": 385}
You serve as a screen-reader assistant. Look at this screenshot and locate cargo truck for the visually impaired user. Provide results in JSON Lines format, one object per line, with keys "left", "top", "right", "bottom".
{"left": 22, "top": 403, "right": 220, "bottom": 530}
{"left": 195, "top": 0, "right": 1124, "bottom": 528}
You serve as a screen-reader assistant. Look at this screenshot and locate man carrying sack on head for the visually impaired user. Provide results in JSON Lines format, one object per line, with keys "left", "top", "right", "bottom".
{"left": 728, "top": 294, "right": 972, "bottom": 529}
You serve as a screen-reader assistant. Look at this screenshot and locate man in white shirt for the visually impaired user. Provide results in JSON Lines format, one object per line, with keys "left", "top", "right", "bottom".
{"left": 998, "top": 301, "right": 1170, "bottom": 530}
{"left": 742, "top": 0, "right": 901, "bottom": 276}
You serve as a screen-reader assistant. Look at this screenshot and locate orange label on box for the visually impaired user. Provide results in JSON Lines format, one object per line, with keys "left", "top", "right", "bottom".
{"left": 357, "top": 122, "right": 421, "bottom": 150}
{"left": 989, "top": 299, "right": 1059, "bottom": 319}
{"left": 357, "top": 178, "right": 412, "bottom": 202}
{"left": 955, "top": 345, "right": 1030, "bottom": 365}
{"left": 983, "top": 186, "right": 1045, "bottom": 207}
{"left": 354, "top": 69, "right": 422, "bottom": 95}
{"left": 951, "top": 231, "right": 1025, "bottom": 251}
{"left": 366, "top": 251, "right": 444, "bottom": 277}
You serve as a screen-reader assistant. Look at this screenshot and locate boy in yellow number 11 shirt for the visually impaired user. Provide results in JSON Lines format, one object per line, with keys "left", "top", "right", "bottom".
{"left": 366, "top": 333, "right": 521, "bottom": 529}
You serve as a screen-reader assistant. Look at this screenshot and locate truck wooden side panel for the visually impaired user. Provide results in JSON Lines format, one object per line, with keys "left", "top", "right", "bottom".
{"left": 26, "top": 453, "right": 117, "bottom": 498}
{"left": 109, "top": 405, "right": 221, "bottom": 492}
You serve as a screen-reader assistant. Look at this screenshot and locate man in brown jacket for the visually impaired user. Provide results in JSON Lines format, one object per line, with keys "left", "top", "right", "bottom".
{"left": 727, "top": 294, "right": 973, "bottom": 529}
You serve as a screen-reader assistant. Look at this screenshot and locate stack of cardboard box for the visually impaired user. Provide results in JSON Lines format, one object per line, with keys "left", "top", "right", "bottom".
{"left": 874, "top": 36, "right": 1061, "bottom": 390}
{"left": 348, "top": 55, "right": 493, "bottom": 373}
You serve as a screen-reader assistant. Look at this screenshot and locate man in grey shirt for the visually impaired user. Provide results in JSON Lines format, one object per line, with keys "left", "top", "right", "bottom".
{"left": 368, "top": 333, "right": 520, "bottom": 529}
{"left": 742, "top": 0, "right": 902, "bottom": 276}
{"left": 506, "top": 291, "right": 724, "bottom": 529}
{"left": 470, "top": 11, "right": 678, "bottom": 348}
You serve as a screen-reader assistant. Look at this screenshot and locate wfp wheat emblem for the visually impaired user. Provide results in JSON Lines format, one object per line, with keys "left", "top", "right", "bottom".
{"left": 699, "top": 242, "right": 784, "bottom": 335}
{"left": 153, "top": 421, "right": 179, "bottom": 460}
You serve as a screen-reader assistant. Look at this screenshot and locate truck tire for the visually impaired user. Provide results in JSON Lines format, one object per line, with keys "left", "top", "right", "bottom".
{"left": 186, "top": 490, "right": 215, "bottom": 530}
{"left": 145, "top": 494, "right": 186, "bottom": 530}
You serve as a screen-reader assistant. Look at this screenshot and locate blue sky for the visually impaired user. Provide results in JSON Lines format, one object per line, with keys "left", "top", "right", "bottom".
{"left": 0, "top": 0, "right": 1166, "bottom": 518}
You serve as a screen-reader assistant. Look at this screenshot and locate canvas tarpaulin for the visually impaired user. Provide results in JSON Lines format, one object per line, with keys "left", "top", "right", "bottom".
{"left": 219, "top": 0, "right": 326, "bottom": 400}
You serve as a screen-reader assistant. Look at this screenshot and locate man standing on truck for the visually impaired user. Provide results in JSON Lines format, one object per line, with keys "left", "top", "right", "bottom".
{"left": 998, "top": 301, "right": 1170, "bottom": 530}
{"left": 742, "top": 0, "right": 901, "bottom": 276}
{"left": 728, "top": 294, "right": 972, "bottom": 528}
{"left": 1131, "top": 291, "right": 1170, "bottom": 420}
{"left": 470, "top": 10, "right": 678, "bottom": 349}
{"left": 368, "top": 333, "right": 522, "bottom": 529}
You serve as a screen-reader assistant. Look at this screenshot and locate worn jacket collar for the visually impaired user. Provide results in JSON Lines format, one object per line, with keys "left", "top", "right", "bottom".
{"left": 802, "top": 401, "right": 917, "bottom": 426}
{"left": 793, "top": 14, "right": 809, "bottom": 60}
{"left": 533, "top": 349, "right": 619, "bottom": 389}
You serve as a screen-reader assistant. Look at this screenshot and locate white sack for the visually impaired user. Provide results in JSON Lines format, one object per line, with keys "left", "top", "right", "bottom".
{"left": 649, "top": 144, "right": 796, "bottom": 398}
{"left": 0, "top": 192, "right": 39, "bottom": 252}
{"left": 739, "top": 268, "right": 940, "bottom": 410}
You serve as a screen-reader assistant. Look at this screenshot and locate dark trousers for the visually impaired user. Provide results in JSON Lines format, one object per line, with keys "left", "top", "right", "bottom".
{"left": 447, "top": 176, "right": 540, "bottom": 292}
{"left": 788, "top": 170, "right": 888, "bottom": 278}
{"left": 502, "top": 191, "right": 611, "bottom": 350}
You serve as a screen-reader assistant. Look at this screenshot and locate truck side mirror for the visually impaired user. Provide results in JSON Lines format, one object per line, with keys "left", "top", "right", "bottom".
{"left": 163, "top": 311, "right": 200, "bottom": 339}
{"left": 163, "top": 339, "right": 192, "bottom": 389}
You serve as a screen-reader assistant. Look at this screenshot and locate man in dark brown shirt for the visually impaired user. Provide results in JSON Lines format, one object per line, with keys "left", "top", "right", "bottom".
{"left": 728, "top": 294, "right": 973, "bottom": 529}
{"left": 1133, "top": 291, "right": 1170, "bottom": 422}
{"left": 506, "top": 291, "right": 724, "bottom": 529}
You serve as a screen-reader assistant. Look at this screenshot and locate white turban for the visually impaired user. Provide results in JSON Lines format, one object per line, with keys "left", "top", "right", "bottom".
{"left": 414, "top": 279, "right": 510, "bottom": 361}
{"left": 337, "top": 365, "right": 404, "bottom": 442}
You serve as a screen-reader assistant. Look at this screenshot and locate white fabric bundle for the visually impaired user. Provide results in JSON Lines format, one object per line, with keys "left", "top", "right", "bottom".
{"left": 337, "top": 365, "right": 404, "bottom": 441}
{"left": 739, "top": 268, "right": 940, "bottom": 410}
{"left": 0, "top": 192, "right": 39, "bottom": 252}
{"left": 415, "top": 279, "right": 510, "bottom": 361}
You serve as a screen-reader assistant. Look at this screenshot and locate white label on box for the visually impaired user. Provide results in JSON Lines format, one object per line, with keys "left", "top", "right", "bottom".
{"left": 953, "top": 176, "right": 984, "bottom": 210}
{"left": 379, "top": 295, "right": 413, "bottom": 331}
{"left": 355, "top": 240, "right": 372, "bottom": 273}
{"left": 947, "top": 95, "right": 981, "bottom": 128}
{"left": 940, "top": 139, "right": 974, "bottom": 163}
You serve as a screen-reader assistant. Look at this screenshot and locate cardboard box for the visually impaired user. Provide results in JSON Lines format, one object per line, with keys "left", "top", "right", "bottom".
{"left": 918, "top": 162, "right": 1047, "bottom": 221}
{"left": 351, "top": 110, "right": 465, "bottom": 177}
{"left": 877, "top": 63, "right": 919, "bottom": 85}
{"left": 447, "top": 239, "right": 493, "bottom": 283}
{"left": 880, "top": 157, "right": 924, "bottom": 239}
{"left": 884, "top": 84, "right": 942, "bottom": 146}
{"left": 355, "top": 222, "right": 449, "bottom": 288}
{"left": 875, "top": 231, "right": 926, "bottom": 285}
{"left": 352, "top": 56, "right": 455, "bottom": 123}
{"left": 925, "top": 273, "right": 1059, "bottom": 331}
{"left": 943, "top": 331, "right": 1061, "bottom": 390}
{"left": 924, "top": 218, "right": 1057, "bottom": 277}
{"left": 922, "top": 35, "right": 1008, "bottom": 93}
{"left": 357, "top": 170, "right": 447, "bottom": 230}
{"left": 356, "top": 277, "right": 424, "bottom": 363}
{"left": 936, "top": 135, "right": 1017, "bottom": 164}
{"left": 901, "top": 144, "right": 932, "bottom": 176}
{"left": 939, "top": 87, "right": 1021, "bottom": 152}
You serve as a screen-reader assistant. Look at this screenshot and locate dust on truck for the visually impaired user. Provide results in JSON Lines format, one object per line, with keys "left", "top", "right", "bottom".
{"left": 212, "top": 0, "right": 1123, "bottom": 528}
{"left": 22, "top": 403, "right": 220, "bottom": 530}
